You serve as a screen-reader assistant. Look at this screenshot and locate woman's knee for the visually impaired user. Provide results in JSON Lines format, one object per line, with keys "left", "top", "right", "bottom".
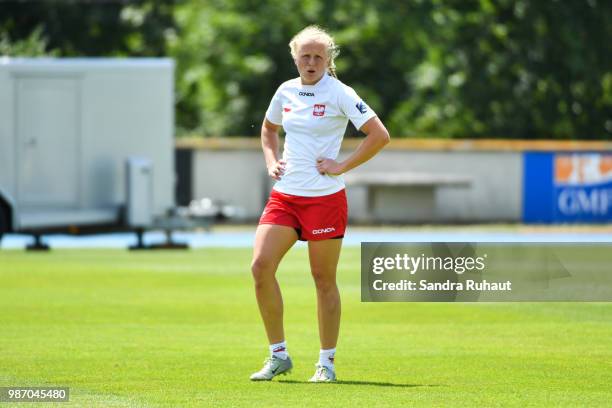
{"left": 251, "top": 257, "right": 276, "bottom": 283}
{"left": 311, "top": 268, "right": 337, "bottom": 292}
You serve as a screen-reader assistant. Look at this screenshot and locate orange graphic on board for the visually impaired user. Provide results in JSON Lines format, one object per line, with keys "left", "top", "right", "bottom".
{"left": 554, "top": 154, "right": 612, "bottom": 186}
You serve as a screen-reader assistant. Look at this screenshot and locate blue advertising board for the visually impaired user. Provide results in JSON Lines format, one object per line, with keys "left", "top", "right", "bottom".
{"left": 523, "top": 152, "right": 612, "bottom": 223}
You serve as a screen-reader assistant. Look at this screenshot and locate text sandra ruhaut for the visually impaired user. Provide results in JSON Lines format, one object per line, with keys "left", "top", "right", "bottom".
{"left": 372, "top": 279, "right": 512, "bottom": 292}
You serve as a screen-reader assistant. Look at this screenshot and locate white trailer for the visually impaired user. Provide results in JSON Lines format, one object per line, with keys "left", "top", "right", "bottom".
{"left": 0, "top": 58, "right": 175, "bottom": 246}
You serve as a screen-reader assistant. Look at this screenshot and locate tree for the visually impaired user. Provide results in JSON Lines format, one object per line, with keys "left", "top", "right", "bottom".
{"left": 2, "top": 0, "right": 611, "bottom": 139}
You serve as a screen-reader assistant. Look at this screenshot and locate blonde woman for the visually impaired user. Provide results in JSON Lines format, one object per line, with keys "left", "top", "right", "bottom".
{"left": 250, "top": 26, "right": 390, "bottom": 382}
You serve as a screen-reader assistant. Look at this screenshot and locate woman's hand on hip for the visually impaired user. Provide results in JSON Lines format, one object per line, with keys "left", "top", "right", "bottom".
{"left": 267, "top": 159, "right": 286, "bottom": 180}
{"left": 316, "top": 158, "right": 344, "bottom": 176}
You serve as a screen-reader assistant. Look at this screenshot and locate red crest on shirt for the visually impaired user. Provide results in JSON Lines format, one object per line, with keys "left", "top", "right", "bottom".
{"left": 313, "top": 104, "right": 326, "bottom": 116}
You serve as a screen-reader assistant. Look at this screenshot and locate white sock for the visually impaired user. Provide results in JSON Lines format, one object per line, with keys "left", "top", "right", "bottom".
{"left": 269, "top": 341, "right": 288, "bottom": 360}
{"left": 319, "top": 348, "right": 335, "bottom": 370}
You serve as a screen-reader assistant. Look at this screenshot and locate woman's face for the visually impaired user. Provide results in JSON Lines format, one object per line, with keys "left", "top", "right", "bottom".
{"left": 295, "top": 40, "right": 328, "bottom": 85}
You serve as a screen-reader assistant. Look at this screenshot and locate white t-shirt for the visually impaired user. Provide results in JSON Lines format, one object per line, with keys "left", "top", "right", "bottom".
{"left": 265, "top": 73, "right": 376, "bottom": 197}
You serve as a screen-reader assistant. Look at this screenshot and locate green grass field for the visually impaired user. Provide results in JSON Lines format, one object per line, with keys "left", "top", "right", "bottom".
{"left": 1, "top": 248, "right": 611, "bottom": 407}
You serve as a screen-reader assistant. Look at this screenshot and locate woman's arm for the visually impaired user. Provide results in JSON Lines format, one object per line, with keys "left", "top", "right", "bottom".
{"left": 316, "top": 116, "right": 390, "bottom": 175}
{"left": 261, "top": 118, "right": 286, "bottom": 180}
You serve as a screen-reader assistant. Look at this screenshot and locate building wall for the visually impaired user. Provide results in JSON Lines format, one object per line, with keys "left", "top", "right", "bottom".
{"left": 192, "top": 149, "right": 270, "bottom": 218}
{"left": 179, "top": 138, "right": 612, "bottom": 223}
{"left": 338, "top": 150, "right": 522, "bottom": 222}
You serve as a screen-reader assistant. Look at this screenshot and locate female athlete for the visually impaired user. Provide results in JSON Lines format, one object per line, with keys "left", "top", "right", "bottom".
{"left": 250, "top": 25, "right": 390, "bottom": 382}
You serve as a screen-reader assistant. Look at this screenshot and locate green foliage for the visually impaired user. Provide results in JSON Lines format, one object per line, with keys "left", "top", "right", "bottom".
{"left": 0, "top": 26, "right": 58, "bottom": 56}
{"left": 388, "top": 0, "right": 612, "bottom": 139}
{"left": 1, "top": 0, "right": 611, "bottom": 139}
{"left": 0, "top": 1, "right": 173, "bottom": 57}
{"left": 168, "top": 0, "right": 431, "bottom": 136}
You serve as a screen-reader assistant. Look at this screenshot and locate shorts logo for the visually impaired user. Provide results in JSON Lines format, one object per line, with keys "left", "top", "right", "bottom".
{"left": 313, "top": 104, "right": 326, "bottom": 116}
{"left": 299, "top": 91, "right": 315, "bottom": 96}
{"left": 312, "top": 227, "right": 335, "bottom": 235}
{"left": 356, "top": 101, "right": 367, "bottom": 114}
{"left": 283, "top": 106, "right": 291, "bottom": 112}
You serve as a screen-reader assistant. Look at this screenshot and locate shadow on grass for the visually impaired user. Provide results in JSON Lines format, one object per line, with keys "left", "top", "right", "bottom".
{"left": 277, "top": 379, "right": 442, "bottom": 388}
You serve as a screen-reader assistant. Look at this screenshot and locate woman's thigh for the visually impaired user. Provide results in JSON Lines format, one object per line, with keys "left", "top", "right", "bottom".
{"left": 308, "top": 238, "right": 343, "bottom": 283}
{"left": 252, "top": 224, "right": 299, "bottom": 276}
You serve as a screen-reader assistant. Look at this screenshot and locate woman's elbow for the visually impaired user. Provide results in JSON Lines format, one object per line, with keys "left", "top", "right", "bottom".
{"left": 378, "top": 129, "right": 390, "bottom": 146}
{"left": 363, "top": 118, "right": 390, "bottom": 146}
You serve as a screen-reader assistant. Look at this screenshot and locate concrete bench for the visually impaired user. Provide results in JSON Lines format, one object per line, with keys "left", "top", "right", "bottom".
{"left": 344, "top": 172, "right": 472, "bottom": 223}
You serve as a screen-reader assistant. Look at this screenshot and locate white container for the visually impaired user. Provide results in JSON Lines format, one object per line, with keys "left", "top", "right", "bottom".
{"left": 0, "top": 58, "right": 175, "bottom": 232}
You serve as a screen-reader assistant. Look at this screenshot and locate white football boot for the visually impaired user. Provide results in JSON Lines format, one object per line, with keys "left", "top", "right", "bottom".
{"left": 308, "top": 363, "right": 336, "bottom": 383}
{"left": 249, "top": 355, "right": 293, "bottom": 381}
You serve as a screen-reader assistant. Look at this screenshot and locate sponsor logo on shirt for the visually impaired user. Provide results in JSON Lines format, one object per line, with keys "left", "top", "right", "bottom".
{"left": 312, "top": 227, "right": 335, "bottom": 235}
{"left": 299, "top": 91, "right": 315, "bottom": 96}
{"left": 313, "top": 104, "right": 326, "bottom": 116}
{"left": 356, "top": 101, "right": 367, "bottom": 114}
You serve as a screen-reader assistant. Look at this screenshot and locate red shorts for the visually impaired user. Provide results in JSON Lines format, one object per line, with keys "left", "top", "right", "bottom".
{"left": 259, "top": 189, "right": 347, "bottom": 241}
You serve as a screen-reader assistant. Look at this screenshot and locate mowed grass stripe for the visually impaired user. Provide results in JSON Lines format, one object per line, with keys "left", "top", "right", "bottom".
{"left": 1, "top": 249, "right": 611, "bottom": 407}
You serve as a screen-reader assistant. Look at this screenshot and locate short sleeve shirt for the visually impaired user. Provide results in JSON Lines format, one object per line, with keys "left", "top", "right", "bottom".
{"left": 265, "top": 73, "right": 376, "bottom": 197}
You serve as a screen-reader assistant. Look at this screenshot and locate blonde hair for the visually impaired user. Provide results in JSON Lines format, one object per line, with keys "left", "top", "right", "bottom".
{"left": 289, "top": 25, "right": 340, "bottom": 78}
